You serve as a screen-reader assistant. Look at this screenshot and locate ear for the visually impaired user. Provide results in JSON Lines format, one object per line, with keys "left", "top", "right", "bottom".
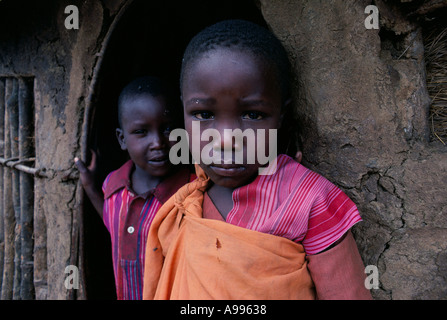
{"left": 116, "top": 128, "right": 127, "bottom": 151}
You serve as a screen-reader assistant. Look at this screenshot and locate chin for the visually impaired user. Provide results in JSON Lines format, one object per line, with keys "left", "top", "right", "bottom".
{"left": 146, "top": 164, "right": 173, "bottom": 177}
{"left": 213, "top": 178, "right": 244, "bottom": 189}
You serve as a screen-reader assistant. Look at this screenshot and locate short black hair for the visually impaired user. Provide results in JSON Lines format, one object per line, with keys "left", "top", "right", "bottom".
{"left": 180, "top": 19, "right": 292, "bottom": 104}
{"left": 117, "top": 76, "right": 177, "bottom": 128}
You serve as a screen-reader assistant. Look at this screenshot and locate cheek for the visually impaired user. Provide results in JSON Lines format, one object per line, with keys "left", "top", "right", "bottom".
{"left": 184, "top": 124, "right": 193, "bottom": 148}
{"left": 125, "top": 139, "right": 143, "bottom": 154}
{"left": 185, "top": 121, "right": 206, "bottom": 147}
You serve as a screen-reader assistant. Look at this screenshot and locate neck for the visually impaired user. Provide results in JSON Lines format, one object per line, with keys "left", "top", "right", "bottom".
{"left": 207, "top": 183, "right": 234, "bottom": 219}
{"left": 131, "top": 166, "right": 162, "bottom": 195}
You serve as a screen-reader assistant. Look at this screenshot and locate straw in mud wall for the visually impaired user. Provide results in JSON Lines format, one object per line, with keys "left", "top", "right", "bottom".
{"left": 425, "top": 26, "right": 447, "bottom": 144}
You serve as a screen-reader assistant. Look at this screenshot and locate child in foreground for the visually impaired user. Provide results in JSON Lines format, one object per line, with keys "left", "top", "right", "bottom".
{"left": 75, "top": 76, "right": 193, "bottom": 299}
{"left": 142, "top": 21, "right": 372, "bottom": 300}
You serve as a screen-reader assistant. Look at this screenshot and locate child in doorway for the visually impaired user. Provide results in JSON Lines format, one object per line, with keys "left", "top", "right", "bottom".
{"left": 75, "top": 76, "right": 193, "bottom": 300}
{"left": 142, "top": 20, "right": 372, "bottom": 300}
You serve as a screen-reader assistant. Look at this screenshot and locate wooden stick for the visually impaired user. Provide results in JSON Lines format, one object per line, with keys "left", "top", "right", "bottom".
{"left": 75, "top": 1, "right": 135, "bottom": 299}
{"left": 18, "top": 77, "right": 34, "bottom": 299}
{"left": 0, "top": 157, "right": 49, "bottom": 178}
{"left": 0, "top": 78, "right": 5, "bottom": 293}
{"left": 32, "top": 186, "right": 47, "bottom": 300}
{"left": 409, "top": 0, "right": 447, "bottom": 16}
{"left": 1, "top": 78, "right": 15, "bottom": 300}
{"left": 9, "top": 79, "right": 22, "bottom": 300}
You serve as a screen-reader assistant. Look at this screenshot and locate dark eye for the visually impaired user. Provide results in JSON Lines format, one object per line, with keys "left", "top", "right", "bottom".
{"left": 193, "top": 111, "right": 214, "bottom": 120}
{"left": 242, "top": 111, "right": 265, "bottom": 120}
{"left": 132, "top": 129, "right": 147, "bottom": 135}
{"left": 163, "top": 125, "right": 173, "bottom": 135}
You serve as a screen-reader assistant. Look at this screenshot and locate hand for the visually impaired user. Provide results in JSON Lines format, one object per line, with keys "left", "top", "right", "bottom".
{"left": 74, "top": 150, "right": 104, "bottom": 217}
{"left": 74, "top": 149, "right": 98, "bottom": 190}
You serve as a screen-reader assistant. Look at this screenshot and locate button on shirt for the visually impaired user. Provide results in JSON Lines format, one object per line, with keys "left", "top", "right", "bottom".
{"left": 102, "top": 160, "right": 193, "bottom": 300}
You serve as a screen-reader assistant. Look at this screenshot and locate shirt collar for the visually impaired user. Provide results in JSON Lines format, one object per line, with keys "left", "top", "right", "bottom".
{"left": 154, "top": 166, "right": 192, "bottom": 204}
{"left": 104, "top": 160, "right": 192, "bottom": 204}
{"left": 104, "top": 160, "right": 134, "bottom": 199}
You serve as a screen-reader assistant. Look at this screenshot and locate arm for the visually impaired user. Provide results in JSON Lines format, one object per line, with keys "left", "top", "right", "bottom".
{"left": 74, "top": 151, "right": 104, "bottom": 217}
{"left": 306, "top": 231, "right": 373, "bottom": 300}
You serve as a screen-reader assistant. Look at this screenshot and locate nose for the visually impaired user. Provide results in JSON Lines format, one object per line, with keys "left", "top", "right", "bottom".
{"left": 212, "top": 122, "right": 243, "bottom": 156}
{"left": 148, "top": 131, "right": 166, "bottom": 150}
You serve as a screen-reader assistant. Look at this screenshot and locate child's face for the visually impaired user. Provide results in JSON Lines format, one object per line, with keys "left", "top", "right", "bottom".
{"left": 182, "top": 48, "right": 283, "bottom": 189}
{"left": 117, "top": 94, "right": 175, "bottom": 177}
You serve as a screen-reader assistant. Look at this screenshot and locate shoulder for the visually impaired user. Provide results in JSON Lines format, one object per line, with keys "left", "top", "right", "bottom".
{"left": 265, "top": 154, "right": 336, "bottom": 199}
{"left": 102, "top": 160, "right": 134, "bottom": 198}
{"left": 274, "top": 155, "right": 360, "bottom": 228}
{"left": 294, "top": 166, "right": 361, "bottom": 254}
{"left": 279, "top": 155, "right": 344, "bottom": 194}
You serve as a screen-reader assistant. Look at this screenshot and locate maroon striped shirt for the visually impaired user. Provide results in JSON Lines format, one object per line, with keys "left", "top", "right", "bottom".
{"left": 206, "top": 154, "right": 362, "bottom": 254}
{"left": 102, "top": 161, "right": 192, "bottom": 299}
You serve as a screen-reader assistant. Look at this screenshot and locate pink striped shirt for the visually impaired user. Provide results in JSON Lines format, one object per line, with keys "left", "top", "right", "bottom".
{"left": 208, "top": 154, "right": 362, "bottom": 255}
{"left": 102, "top": 160, "right": 192, "bottom": 299}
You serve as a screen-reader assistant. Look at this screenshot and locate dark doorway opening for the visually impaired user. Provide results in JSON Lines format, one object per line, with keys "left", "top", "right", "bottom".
{"left": 83, "top": 0, "right": 267, "bottom": 299}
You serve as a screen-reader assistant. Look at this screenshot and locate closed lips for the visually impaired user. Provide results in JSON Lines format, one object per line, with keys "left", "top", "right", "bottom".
{"left": 210, "top": 164, "right": 245, "bottom": 176}
{"left": 148, "top": 154, "right": 169, "bottom": 163}
{"left": 211, "top": 163, "right": 243, "bottom": 169}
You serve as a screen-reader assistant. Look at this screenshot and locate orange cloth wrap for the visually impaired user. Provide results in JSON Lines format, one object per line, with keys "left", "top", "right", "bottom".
{"left": 143, "top": 165, "right": 315, "bottom": 300}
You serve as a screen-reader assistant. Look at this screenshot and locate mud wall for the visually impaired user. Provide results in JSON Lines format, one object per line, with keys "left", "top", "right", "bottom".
{"left": 0, "top": 0, "right": 121, "bottom": 299}
{"left": 260, "top": 0, "right": 447, "bottom": 299}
